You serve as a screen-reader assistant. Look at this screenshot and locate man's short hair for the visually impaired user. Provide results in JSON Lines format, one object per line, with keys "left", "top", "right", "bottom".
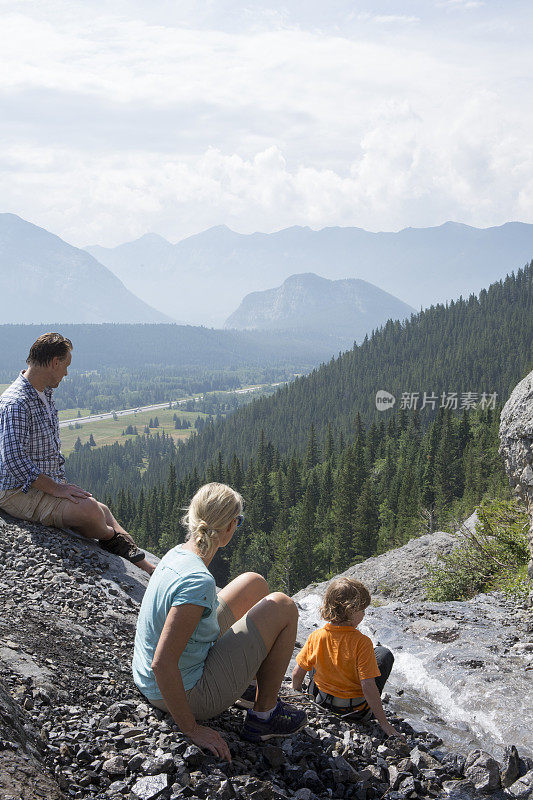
{"left": 26, "top": 333, "right": 73, "bottom": 367}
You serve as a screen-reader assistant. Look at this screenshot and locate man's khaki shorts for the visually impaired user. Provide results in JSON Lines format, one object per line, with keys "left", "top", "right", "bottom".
{"left": 149, "top": 596, "right": 267, "bottom": 721}
{"left": 0, "top": 487, "right": 67, "bottom": 529}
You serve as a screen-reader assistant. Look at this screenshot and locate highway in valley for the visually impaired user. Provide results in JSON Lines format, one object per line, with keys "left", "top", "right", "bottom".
{"left": 58, "top": 384, "right": 280, "bottom": 429}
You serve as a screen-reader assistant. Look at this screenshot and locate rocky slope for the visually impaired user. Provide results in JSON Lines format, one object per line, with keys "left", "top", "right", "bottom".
{"left": 293, "top": 526, "right": 464, "bottom": 604}
{"left": 1, "top": 513, "right": 532, "bottom": 800}
{"left": 224, "top": 273, "right": 415, "bottom": 345}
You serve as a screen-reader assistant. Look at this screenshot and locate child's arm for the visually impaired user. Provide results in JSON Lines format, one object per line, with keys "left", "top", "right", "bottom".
{"left": 292, "top": 664, "right": 308, "bottom": 691}
{"left": 361, "top": 678, "right": 403, "bottom": 738}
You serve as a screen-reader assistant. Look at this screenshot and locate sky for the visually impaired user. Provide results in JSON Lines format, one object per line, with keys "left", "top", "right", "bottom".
{"left": 1, "top": 0, "right": 532, "bottom": 247}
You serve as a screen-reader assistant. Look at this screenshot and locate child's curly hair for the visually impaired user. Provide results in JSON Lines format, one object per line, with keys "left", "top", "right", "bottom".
{"left": 320, "top": 577, "right": 371, "bottom": 624}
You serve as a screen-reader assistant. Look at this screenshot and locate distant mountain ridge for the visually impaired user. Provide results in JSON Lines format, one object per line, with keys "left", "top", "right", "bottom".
{"left": 225, "top": 272, "right": 415, "bottom": 341}
{"left": 0, "top": 214, "right": 171, "bottom": 324}
{"left": 87, "top": 220, "right": 533, "bottom": 326}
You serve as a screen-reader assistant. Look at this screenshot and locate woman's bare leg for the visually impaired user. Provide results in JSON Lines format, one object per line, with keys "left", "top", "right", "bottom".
{"left": 246, "top": 592, "right": 298, "bottom": 711}
{"left": 218, "top": 572, "right": 269, "bottom": 621}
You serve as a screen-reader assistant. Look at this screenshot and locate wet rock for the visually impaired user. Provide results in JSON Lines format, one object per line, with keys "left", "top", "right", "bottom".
{"left": 464, "top": 749, "right": 501, "bottom": 793}
{"left": 410, "top": 746, "right": 441, "bottom": 770}
{"left": 502, "top": 745, "right": 522, "bottom": 787}
{"left": 509, "top": 770, "right": 533, "bottom": 798}
{"left": 442, "top": 778, "right": 477, "bottom": 798}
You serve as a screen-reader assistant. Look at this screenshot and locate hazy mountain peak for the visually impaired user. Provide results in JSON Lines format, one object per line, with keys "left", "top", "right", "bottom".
{"left": 0, "top": 214, "right": 172, "bottom": 324}
{"left": 225, "top": 272, "right": 415, "bottom": 345}
{"left": 134, "top": 232, "right": 172, "bottom": 245}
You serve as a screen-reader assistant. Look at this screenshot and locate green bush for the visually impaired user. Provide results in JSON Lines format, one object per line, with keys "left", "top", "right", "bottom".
{"left": 425, "top": 499, "right": 532, "bottom": 601}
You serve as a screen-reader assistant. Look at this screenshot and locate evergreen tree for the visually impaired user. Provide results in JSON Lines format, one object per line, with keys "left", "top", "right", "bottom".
{"left": 303, "top": 424, "right": 319, "bottom": 471}
{"left": 353, "top": 479, "right": 380, "bottom": 559}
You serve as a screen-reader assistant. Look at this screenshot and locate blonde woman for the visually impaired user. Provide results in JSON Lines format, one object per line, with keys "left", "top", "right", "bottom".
{"left": 132, "top": 482, "right": 306, "bottom": 760}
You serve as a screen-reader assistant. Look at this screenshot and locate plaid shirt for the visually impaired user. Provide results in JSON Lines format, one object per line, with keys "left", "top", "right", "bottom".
{"left": 0, "top": 372, "right": 65, "bottom": 492}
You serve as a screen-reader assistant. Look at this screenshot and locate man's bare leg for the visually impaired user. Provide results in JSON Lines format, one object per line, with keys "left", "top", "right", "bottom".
{"left": 97, "top": 501, "right": 155, "bottom": 574}
{"left": 62, "top": 497, "right": 155, "bottom": 575}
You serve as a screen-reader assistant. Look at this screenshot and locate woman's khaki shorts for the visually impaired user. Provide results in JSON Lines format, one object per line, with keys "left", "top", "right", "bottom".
{"left": 0, "top": 487, "right": 67, "bottom": 528}
{"left": 150, "top": 596, "right": 267, "bottom": 720}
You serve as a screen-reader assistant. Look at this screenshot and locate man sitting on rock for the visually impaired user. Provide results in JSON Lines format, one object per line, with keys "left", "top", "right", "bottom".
{"left": 0, "top": 332, "right": 154, "bottom": 574}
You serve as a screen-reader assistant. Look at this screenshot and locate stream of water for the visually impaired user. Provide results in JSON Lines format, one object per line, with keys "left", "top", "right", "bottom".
{"left": 294, "top": 592, "right": 532, "bottom": 762}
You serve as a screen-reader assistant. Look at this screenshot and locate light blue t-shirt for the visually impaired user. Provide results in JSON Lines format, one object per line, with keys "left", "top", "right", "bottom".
{"left": 132, "top": 545, "right": 219, "bottom": 700}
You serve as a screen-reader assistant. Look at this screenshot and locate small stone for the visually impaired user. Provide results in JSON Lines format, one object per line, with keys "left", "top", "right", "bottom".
{"left": 128, "top": 754, "right": 145, "bottom": 773}
{"left": 131, "top": 773, "right": 169, "bottom": 799}
{"left": 248, "top": 779, "right": 275, "bottom": 800}
{"left": 302, "top": 769, "right": 321, "bottom": 789}
{"left": 183, "top": 744, "right": 204, "bottom": 767}
{"left": 108, "top": 780, "right": 128, "bottom": 795}
{"left": 103, "top": 755, "right": 126, "bottom": 775}
{"left": 262, "top": 744, "right": 285, "bottom": 767}
{"left": 76, "top": 748, "right": 93, "bottom": 763}
{"left": 293, "top": 790, "right": 313, "bottom": 800}
{"left": 464, "top": 749, "right": 501, "bottom": 793}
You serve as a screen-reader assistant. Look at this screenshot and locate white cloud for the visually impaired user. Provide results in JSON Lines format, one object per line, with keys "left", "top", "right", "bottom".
{"left": 437, "top": 0, "right": 484, "bottom": 8}
{"left": 0, "top": 0, "right": 532, "bottom": 245}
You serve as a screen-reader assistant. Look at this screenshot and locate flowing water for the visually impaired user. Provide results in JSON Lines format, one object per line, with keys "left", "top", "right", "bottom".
{"left": 293, "top": 592, "right": 533, "bottom": 761}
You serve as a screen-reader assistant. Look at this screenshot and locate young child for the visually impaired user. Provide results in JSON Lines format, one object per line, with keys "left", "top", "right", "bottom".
{"left": 292, "top": 577, "right": 402, "bottom": 738}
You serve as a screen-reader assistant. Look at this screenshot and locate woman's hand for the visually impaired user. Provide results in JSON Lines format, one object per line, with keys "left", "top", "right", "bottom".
{"left": 186, "top": 723, "right": 232, "bottom": 761}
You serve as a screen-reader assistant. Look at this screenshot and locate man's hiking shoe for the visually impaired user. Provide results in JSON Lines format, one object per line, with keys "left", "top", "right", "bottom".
{"left": 241, "top": 700, "right": 307, "bottom": 742}
{"left": 234, "top": 684, "right": 257, "bottom": 709}
{"left": 100, "top": 531, "right": 145, "bottom": 563}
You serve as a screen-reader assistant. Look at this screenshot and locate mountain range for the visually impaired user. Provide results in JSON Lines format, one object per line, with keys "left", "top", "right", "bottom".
{"left": 87, "top": 221, "right": 533, "bottom": 327}
{"left": 225, "top": 273, "right": 415, "bottom": 339}
{"left": 0, "top": 214, "right": 170, "bottom": 324}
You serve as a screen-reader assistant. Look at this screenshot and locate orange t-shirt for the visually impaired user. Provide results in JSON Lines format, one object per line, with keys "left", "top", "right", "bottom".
{"left": 296, "top": 623, "right": 380, "bottom": 699}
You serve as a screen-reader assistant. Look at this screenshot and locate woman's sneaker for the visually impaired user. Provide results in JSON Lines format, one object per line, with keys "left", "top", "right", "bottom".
{"left": 241, "top": 700, "right": 307, "bottom": 742}
{"left": 100, "top": 531, "right": 145, "bottom": 563}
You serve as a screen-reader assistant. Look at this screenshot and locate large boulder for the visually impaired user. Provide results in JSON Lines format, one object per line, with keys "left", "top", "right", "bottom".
{"left": 499, "top": 369, "right": 533, "bottom": 576}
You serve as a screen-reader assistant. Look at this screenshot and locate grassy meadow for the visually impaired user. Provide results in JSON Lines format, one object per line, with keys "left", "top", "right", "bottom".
{"left": 60, "top": 406, "right": 206, "bottom": 455}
